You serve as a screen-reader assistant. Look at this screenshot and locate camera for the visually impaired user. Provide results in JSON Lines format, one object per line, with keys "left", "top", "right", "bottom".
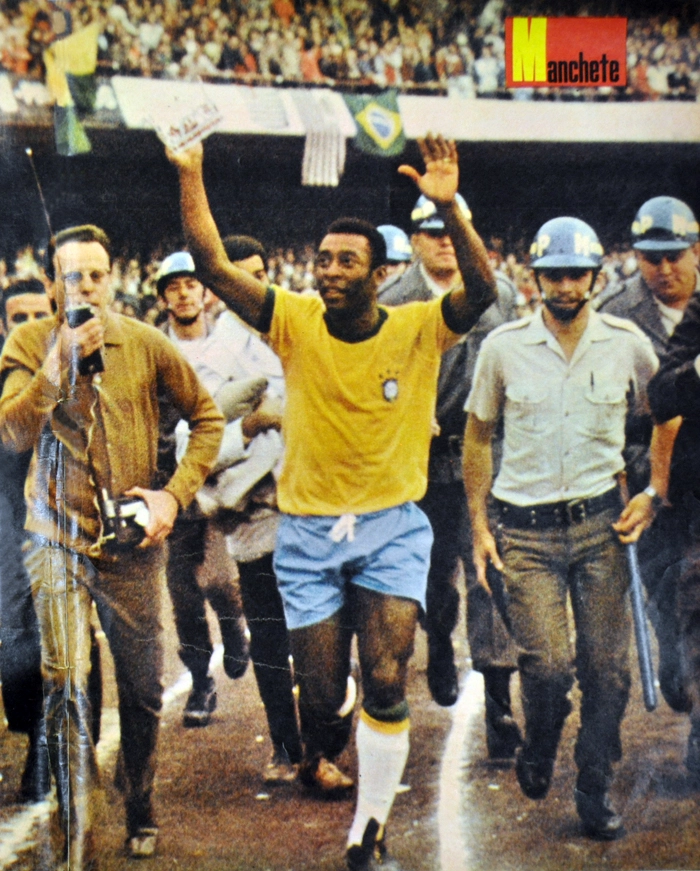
{"left": 65, "top": 304, "right": 104, "bottom": 376}
{"left": 101, "top": 490, "right": 150, "bottom": 550}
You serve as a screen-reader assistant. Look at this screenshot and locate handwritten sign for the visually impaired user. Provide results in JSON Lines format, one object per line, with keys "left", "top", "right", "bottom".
{"left": 152, "top": 94, "right": 222, "bottom": 153}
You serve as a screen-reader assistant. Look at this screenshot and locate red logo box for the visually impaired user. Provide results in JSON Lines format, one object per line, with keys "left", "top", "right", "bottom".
{"left": 506, "top": 17, "right": 627, "bottom": 88}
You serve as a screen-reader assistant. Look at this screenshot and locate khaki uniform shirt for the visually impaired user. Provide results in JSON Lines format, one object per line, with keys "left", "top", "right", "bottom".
{"left": 0, "top": 312, "right": 224, "bottom": 553}
{"left": 466, "top": 308, "right": 658, "bottom": 506}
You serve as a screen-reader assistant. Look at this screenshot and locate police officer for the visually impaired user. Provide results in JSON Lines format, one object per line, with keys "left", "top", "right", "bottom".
{"left": 377, "top": 224, "right": 412, "bottom": 283}
{"left": 599, "top": 197, "right": 699, "bottom": 359}
{"left": 599, "top": 197, "right": 700, "bottom": 713}
{"left": 645, "top": 207, "right": 700, "bottom": 779}
{"left": 464, "top": 217, "right": 672, "bottom": 839}
{"left": 379, "top": 193, "right": 521, "bottom": 760}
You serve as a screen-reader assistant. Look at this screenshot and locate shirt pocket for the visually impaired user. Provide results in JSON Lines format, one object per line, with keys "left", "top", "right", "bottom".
{"left": 582, "top": 385, "right": 627, "bottom": 439}
{"left": 505, "top": 384, "right": 549, "bottom": 434}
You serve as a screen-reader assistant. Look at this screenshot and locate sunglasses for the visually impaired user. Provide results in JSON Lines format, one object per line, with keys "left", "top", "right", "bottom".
{"left": 639, "top": 249, "right": 685, "bottom": 266}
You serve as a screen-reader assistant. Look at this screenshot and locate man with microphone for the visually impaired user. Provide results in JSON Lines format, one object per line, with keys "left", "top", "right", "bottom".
{"left": 0, "top": 224, "right": 223, "bottom": 868}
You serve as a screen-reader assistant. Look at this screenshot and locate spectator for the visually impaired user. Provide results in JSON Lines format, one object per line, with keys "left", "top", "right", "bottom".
{"left": 473, "top": 44, "right": 502, "bottom": 97}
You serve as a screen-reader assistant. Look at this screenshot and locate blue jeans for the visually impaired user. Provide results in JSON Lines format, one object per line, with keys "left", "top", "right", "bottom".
{"left": 498, "top": 506, "right": 631, "bottom": 776}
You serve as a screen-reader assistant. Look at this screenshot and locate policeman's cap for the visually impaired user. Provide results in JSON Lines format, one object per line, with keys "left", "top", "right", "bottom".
{"left": 632, "top": 196, "right": 699, "bottom": 252}
{"left": 156, "top": 251, "right": 197, "bottom": 295}
{"left": 411, "top": 193, "right": 471, "bottom": 232}
{"left": 377, "top": 225, "right": 412, "bottom": 262}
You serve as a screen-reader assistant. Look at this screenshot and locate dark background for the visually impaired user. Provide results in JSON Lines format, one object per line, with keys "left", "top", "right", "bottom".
{"left": 1, "top": 124, "right": 699, "bottom": 262}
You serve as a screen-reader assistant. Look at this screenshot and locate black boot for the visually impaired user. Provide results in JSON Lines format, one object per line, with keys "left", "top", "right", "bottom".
{"left": 574, "top": 766, "right": 623, "bottom": 840}
{"left": 220, "top": 615, "right": 250, "bottom": 680}
{"left": 427, "top": 635, "right": 459, "bottom": 707}
{"left": 515, "top": 744, "right": 556, "bottom": 799}
{"left": 483, "top": 667, "right": 522, "bottom": 760}
{"left": 19, "top": 720, "right": 51, "bottom": 803}
{"left": 515, "top": 687, "right": 572, "bottom": 800}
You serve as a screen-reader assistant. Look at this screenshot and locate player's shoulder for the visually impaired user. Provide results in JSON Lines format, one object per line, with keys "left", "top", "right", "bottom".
{"left": 273, "top": 285, "right": 322, "bottom": 309}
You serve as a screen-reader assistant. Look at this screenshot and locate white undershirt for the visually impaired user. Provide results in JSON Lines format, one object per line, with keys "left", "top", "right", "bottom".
{"left": 655, "top": 298, "right": 684, "bottom": 337}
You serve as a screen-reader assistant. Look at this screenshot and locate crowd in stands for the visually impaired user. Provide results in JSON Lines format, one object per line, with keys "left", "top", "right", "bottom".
{"left": 0, "top": 231, "right": 642, "bottom": 336}
{"left": 0, "top": 0, "right": 698, "bottom": 100}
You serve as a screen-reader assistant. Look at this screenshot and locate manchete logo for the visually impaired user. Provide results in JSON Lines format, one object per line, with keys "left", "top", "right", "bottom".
{"left": 505, "top": 17, "right": 627, "bottom": 88}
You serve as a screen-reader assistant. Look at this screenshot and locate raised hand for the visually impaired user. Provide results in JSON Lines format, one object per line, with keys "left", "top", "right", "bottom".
{"left": 165, "top": 141, "right": 204, "bottom": 173}
{"left": 397, "top": 133, "right": 459, "bottom": 205}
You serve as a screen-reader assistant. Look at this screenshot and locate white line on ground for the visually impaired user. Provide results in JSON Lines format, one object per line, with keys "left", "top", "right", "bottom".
{"left": 438, "top": 668, "right": 485, "bottom": 871}
{"left": 0, "top": 645, "right": 223, "bottom": 870}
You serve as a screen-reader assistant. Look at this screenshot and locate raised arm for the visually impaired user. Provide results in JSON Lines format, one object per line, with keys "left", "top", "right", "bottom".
{"left": 398, "top": 134, "right": 496, "bottom": 333}
{"left": 167, "top": 143, "right": 269, "bottom": 329}
{"left": 463, "top": 413, "right": 500, "bottom": 591}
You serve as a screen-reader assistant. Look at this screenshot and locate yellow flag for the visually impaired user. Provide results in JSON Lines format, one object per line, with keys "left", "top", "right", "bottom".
{"left": 51, "top": 23, "right": 99, "bottom": 76}
{"left": 43, "top": 23, "right": 99, "bottom": 155}
{"left": 43, "top": 22, "right": 99, "bottom": 105}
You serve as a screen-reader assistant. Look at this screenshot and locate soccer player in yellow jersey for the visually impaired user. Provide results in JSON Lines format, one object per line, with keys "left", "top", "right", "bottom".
{"left": 167, "top": 134, "right": 496, "bottom": 871}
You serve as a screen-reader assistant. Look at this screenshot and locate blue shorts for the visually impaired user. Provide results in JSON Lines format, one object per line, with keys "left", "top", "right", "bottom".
{"left": 273, "top": 502, "right": 433, "bottom": 630}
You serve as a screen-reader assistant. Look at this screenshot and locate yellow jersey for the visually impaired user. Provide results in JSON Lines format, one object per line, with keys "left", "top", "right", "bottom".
{"left": 267, "top": 288, "right": 461, "bottom": 515}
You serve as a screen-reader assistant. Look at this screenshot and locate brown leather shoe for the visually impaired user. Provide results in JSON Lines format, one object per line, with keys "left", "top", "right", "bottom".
{"left": 300, "top": 756, "right": 354, "bottom": 796}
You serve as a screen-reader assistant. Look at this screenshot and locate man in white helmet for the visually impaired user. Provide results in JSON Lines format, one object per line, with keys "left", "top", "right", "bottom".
{"left": 464, "top": 215, "right": 673, "bottom": 839}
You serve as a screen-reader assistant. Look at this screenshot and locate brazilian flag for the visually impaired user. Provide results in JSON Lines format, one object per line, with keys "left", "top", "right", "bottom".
{"left": 43, "top": 23, "right": 99, "bottom": 156}
{"left": 343, "top": 90, "right": 405, "bottom": 157}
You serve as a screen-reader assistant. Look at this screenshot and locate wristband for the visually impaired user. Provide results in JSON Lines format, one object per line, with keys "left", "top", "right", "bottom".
{"left": 643, "top": 485, "right": 664, "bottom": 511}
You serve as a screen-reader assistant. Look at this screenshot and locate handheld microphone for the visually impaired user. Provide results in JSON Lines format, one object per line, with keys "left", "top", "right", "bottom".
{"left": 65, "top": 304, "right": 105, "bottom": 375}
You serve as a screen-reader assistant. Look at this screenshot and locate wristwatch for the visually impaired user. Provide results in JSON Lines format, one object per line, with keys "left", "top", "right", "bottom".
{"left": 643, "top": 485, "right": 664, "bottom": 511}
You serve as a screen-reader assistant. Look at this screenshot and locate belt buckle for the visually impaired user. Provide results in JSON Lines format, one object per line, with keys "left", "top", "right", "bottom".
{"left": 565, "top": 498, "right": 585, "bottom": 524}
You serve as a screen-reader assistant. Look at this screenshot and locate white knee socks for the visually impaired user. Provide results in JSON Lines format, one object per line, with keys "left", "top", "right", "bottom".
{"left": 347, "top": 710, "right": 410, "bottom": 848}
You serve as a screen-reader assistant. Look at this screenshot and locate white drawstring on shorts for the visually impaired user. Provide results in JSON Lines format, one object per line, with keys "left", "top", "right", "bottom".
{"left": 329, "top": 513, "right": 356, "bottom": 543}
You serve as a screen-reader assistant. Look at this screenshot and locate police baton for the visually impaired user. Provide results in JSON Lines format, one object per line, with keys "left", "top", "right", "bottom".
{"left": 626, "top": 541, "right": 657, "bottom": 712}
{"left": 616, "top": 471, "right": 657, "bottom": 712}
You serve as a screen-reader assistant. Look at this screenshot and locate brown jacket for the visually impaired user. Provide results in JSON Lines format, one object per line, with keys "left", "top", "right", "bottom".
{"left": 0, "top": 311, "right": 224, "bottom": 552}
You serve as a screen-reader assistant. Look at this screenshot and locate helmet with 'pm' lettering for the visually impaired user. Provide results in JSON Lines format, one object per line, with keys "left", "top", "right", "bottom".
{"left": 529, "top": 217, "right": 604, "bottom": 270}
{"left": 631, "top": 196, "right": 699, "bottom": 251}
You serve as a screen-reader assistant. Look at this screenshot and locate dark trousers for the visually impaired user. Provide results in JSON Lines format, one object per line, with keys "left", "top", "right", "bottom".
{"left": 636, "top": 504, "right": 689, "bottom": 712}
{"left": 417, "top": 480, "right": 517, "bottom": 670}
{"left": 166, "top": 514, "right": 244, "bottom": 683}
{"left": 674, "top": 493, "right": 700, "bottom": 723}
{"left": 238, "top": 553, "right": 302, "bottom": 763}
{"left": 499, "top": 507, "right": 631, "bottom": 776}
{"left": 0, "top": 488, "right": 43, "bottom": 733}
{"left": 27, "top": 542, "right": 165, "bottom": 858}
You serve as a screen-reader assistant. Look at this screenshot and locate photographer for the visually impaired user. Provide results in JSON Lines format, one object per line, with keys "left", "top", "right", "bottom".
{"left": 0, "top": 225, "right": 224, "bottom": 869}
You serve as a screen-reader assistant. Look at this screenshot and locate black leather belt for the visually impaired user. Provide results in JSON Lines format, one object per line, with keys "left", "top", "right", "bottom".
{"left": 494, "top": 488, "right": 621, "bottom": 530}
